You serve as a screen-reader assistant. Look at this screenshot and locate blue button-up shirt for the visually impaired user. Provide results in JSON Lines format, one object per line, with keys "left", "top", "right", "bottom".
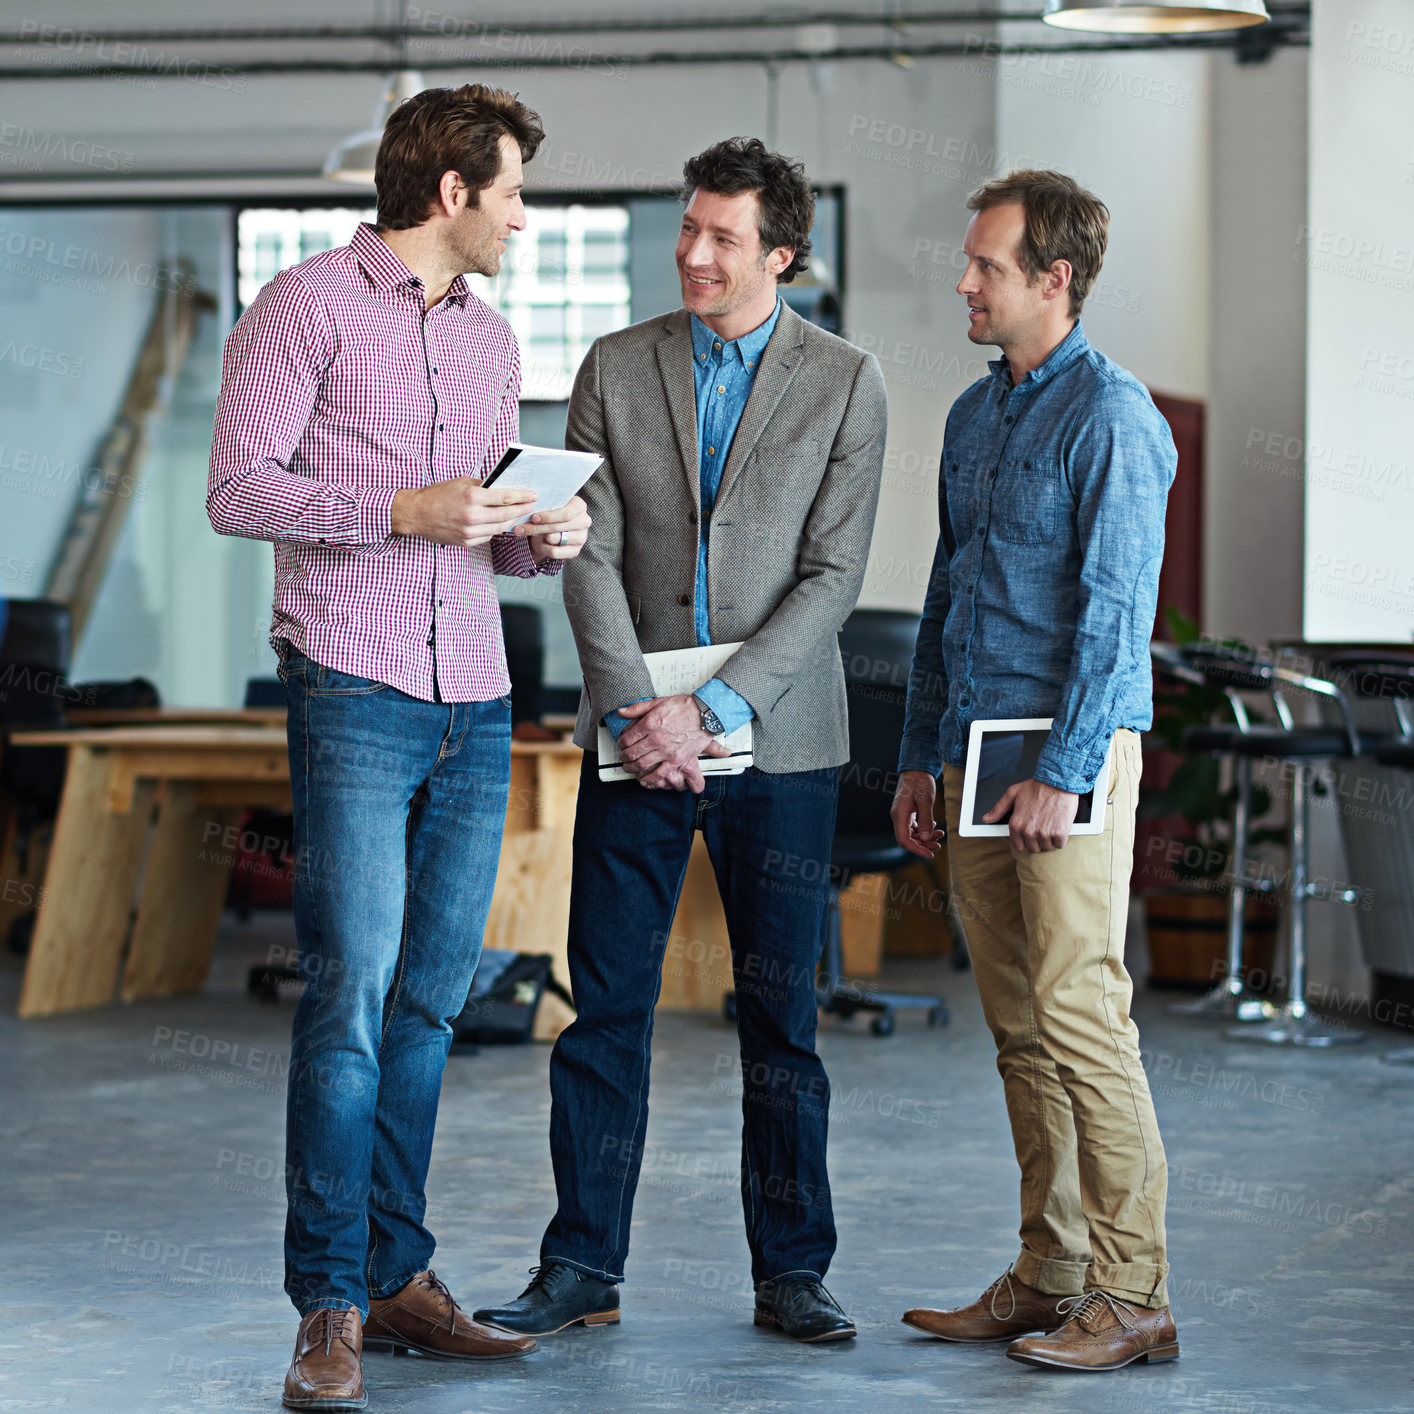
{"left": 606, "top": 301, "right": 779, "bottom": 740}
{"left": 898, "top": 321, "right": 1176, "bottom": 793}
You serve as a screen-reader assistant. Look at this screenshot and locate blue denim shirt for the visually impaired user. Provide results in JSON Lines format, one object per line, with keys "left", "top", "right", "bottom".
{"left": 606, "top": 301, "right": 779, "bottom": 740}
{"left": 898, "top": 321, "right": 1176, "bottom": 794}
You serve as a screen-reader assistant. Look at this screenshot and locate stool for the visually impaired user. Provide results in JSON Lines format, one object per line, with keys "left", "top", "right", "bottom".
{"left": 1182, "top": 654, "right": 1370, "bottom": 1045}
{"left": 1212, "top": 662, "right": 1368, "bottom": 1045}
{"left": 1153, "top": 643, "right": 1283, "bottom": 1022}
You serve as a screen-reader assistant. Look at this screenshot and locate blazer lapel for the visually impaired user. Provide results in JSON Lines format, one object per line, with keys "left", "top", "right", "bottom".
{"left": 715, "top": 303, "right": 806, "bottom": 508}
{"left": 654, "top": 310, "right": 701, "bottom": 511}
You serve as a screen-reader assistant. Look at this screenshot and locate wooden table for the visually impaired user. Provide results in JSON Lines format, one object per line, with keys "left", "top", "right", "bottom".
{"left": 9, "top": 726, "right": 592, "bottom": 1031}
{"left": 10, "top": 723, "right": 893, "bottom": 1034}
{"left": 12, "top": 726, "right": 293, "bottom": 1019}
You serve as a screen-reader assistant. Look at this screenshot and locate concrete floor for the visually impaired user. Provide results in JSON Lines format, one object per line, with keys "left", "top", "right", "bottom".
{"left": 3, "top": 913, "right": 1412, "bottom": 1414}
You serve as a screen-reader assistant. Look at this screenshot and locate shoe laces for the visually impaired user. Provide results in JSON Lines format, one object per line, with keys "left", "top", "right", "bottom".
{"left": 771, "top": 1275, "right": 844, "bottom": 1316}
{"left": 416, "top": 1270, "right": 461, "bottom": 1333}
{"left": 314, "top": 1306, "right": 359, "bottom": 1356}
{"left": 982, "top": 1264, "right": 1019, "bottom": 1322}
{"left": 1056, "top": 1291, "right": 1140, "bottom": 1333}
{"left": 523, "top": 1261, "right": 577, "bottom": 1297}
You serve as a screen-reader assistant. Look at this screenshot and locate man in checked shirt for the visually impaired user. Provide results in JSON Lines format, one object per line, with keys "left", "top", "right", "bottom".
{"left": 207, "top": 85, "right": 589, "bottom": 1411}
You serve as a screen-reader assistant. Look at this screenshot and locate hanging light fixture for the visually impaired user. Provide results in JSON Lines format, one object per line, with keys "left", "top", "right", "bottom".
{"left": 1041, "top": 1, "right": 1269, "bottom": 32}
{"left": 323, "top": 68, "right": 425, "bottom": 184}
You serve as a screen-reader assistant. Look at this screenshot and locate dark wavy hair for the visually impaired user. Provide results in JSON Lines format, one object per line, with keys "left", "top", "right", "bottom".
{"left": 375, "top": 83, "right": 544, "bottom": 231}
{"left": 681, "top": 137, "right": 814, "bottom": 284}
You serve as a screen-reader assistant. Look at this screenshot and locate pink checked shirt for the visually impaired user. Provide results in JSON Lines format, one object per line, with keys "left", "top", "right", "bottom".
{"left": 208, "top": 221, "right": 558, "bottom": 703}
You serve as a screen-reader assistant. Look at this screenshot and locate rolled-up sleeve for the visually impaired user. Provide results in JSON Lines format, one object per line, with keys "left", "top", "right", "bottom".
{"left": 1034, "top": 383, "right": 1175, "bottom": 794}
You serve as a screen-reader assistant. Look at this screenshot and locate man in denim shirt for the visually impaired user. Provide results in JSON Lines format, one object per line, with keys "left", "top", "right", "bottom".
{"left": 891, "top": 171, "right": 1179, "bottom": 1372}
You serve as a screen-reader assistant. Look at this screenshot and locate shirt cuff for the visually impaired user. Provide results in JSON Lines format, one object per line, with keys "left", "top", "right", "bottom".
{"left": 898, "top": 723, "right": 945, "bottom": 778}
{"left": 358, "top": 485, "right": 398, "bottom": 546}
{"left": 605, "top": 698, "right": 652, "bottom": 741}
{"left": 1034, "top": 736, "right": 1112, "bottom": 796}
{"left": 693, "top": 678, "right": 755, "bottom": 735}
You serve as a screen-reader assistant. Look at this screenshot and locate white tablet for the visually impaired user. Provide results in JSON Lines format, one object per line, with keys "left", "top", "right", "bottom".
{"left": 958, "top": 718, "right": 1113, "bottom": 838}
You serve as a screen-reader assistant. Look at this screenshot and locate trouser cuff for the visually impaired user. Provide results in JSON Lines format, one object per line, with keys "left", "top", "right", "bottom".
{"left": 295, "top": 1295, "right": 367, "bottom": 1320}
{"left": 542, "top": 1253, "right": 624, "bottom": 1284}
{"left": 1013, "top": 1249, "right": 1088, "bottom": 1297}
{"left": 1085, "top": 1259, "right": 1170, "bottom": 1309}
{"left": 367, "top": 1261, "right": 430, "bottom": 1302}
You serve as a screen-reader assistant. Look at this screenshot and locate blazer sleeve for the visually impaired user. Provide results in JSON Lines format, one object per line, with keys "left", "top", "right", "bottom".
{"left": 560, "top": 338, "right": 657, "bottom": 720}
{"left": 714, "top": 352, "right": 888, "bottom": 716}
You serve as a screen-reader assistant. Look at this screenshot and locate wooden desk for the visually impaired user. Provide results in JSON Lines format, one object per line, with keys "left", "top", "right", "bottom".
{"left": 13, "top": 726, "right": 292, "bottom": 1018}
{"left": 9, "top": 724, "right": 758, "bottom": 1035}
{"left": 9, "top": 728, "right": 588, "bottom": 1028}
{"left": 66, "top": 707, "right": 286, "bottom": 728}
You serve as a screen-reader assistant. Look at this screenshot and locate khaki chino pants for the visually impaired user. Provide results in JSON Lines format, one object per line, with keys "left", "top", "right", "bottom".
{"left": 941, "top": 729, "right": 1169, "bottom": 1307}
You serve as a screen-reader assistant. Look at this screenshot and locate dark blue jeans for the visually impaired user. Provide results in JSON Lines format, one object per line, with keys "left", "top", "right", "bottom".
{"left": 542, "top": 758, "right": 839, "bottom": 1288}
{"left": 278, "top": 643, "right": 510, "bottom": 1317}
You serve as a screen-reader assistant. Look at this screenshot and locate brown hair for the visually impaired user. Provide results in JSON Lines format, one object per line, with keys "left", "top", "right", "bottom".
{"left": 966, "top": 169, "right": 1108, "bottom": 316}
{"left": 681, "top": 137, "right": 814, "bottom": 284}
{"left": 375, "top": 83, "right": 544, "bottom": 231}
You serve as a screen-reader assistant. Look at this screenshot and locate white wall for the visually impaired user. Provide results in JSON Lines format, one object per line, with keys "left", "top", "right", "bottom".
{"left": 1206, "top": 47, "right": 1307, "bottom": 647}
{"left": 1304, "top": 0, "right": 1414, "bottom": 643}
{"left": 991, "top": 37, "right": 1213, "bottom": 400}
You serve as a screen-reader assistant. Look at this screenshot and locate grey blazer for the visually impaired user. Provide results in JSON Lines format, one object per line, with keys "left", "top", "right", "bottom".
{"left": 563, "top": 302, "right": 888, "bottom": 774}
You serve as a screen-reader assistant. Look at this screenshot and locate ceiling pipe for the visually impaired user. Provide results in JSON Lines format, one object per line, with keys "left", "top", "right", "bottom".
{"left": 0, "top": 2, "right": 1310, "bottom": 47}
{"left": 0, "top": 27, "right": 1309, "bottom": 83}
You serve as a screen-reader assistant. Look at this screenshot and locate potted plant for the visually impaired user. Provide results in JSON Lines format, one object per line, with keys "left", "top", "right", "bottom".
{"left": 1136, "top": 610, "right": 1283, "bottom": 989}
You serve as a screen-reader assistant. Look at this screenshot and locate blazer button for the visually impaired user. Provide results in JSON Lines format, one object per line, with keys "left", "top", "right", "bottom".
{"left": 689, "top": 509, "right": 698, "bottom": 524}
{"left": 677, "top": 593, "right": 690, "bottom": 606}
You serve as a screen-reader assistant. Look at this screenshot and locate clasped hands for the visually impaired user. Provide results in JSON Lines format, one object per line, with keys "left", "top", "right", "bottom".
{"left": 390, "top": 479, "right": 591, "bottom": 563}
{"left": 616, "top": 693, "right": 732, "bottom": 793}
{"left": 890, "top": 770, "right": 1080, "bottom": 856}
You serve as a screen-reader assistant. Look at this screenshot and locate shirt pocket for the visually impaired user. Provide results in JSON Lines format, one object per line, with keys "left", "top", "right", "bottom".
{"left": 991, "top": 456, "right": 1061, "bottom": 544}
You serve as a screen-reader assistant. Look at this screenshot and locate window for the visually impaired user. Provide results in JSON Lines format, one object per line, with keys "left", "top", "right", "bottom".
{"left": 236, "top": 202, "right": 631, "bottom": 401}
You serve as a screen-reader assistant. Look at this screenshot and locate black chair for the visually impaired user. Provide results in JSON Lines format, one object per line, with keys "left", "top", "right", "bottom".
{"left": 817, "top": 609, "right": 950, "bottom": 1036}
{"left": 1373, "top": 738, "right": 1414, "bottom": 1066}
{"left": 500, "top": 604, "right": 545, "bottom": 728}
{"left": 1, "top": 600, "right": 76, "bottom": 955}
{"left": 0, "top": 599, "right": 73, "bottom": 821}
{"left": 1181, "top": 649, "right": 1369, "bottom": 1047}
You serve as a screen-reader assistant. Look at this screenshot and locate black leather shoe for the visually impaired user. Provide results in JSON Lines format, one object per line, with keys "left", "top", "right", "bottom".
{"left": 754, "top": 1276, "right": 857, "bottom": 1343}
{"left": 472, "top": 1263, "right": 620, "bottom": 1337}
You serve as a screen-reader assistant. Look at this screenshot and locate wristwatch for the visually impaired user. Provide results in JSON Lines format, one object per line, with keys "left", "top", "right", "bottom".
{"left": 693, "top": 695, "right": 726, "bottom": 736}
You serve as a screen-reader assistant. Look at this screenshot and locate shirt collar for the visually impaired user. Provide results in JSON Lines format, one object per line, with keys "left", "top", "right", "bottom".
{"left": 988, "top": 319, "right": 1089, "bottom": 391}
{"left": 351, "top": 222, "right": 470, "bottom": 305}
{"left": 690, "top": 297, "right": 782, "bottom": 370}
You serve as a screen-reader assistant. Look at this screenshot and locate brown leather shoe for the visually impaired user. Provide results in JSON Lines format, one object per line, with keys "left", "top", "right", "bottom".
{"left": 902, "top": 1265, "right": 1072, "bottom": 1343}
{"left": 1007, "top": 1291, "right": 1179, "bottom": 1371}
{"left": 365, "top": 1269, "right": 537, "bottom": 1361}
{"left": 283, "top": 1306, "right": 366, "bottom": 1411}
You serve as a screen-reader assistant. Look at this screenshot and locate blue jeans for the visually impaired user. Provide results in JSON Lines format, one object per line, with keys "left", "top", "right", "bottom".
{"left": 542, "top": 758, "right": 839, "bottom": 1287}
{"left": 278, "top": 643, "right": 510, "bottom": 1317}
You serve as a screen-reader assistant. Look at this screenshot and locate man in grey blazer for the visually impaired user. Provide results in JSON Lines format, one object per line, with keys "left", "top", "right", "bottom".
{"left": 474, "top": 138, "right": 886, "bottom": 1344}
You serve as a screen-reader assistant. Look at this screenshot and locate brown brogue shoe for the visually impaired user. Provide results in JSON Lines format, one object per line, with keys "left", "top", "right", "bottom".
{"left": 1007, "top": 1291, "right": 1179, "bottom": 1371}
{"left": 283, "top": 1306, "right": 366, "bottom": 1411}
{"left": 902, "top": 1265, "right": 1072, "bottom": 1343}
{"left": 365, "top": 1269, "right": 537, "bottom": 1361}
